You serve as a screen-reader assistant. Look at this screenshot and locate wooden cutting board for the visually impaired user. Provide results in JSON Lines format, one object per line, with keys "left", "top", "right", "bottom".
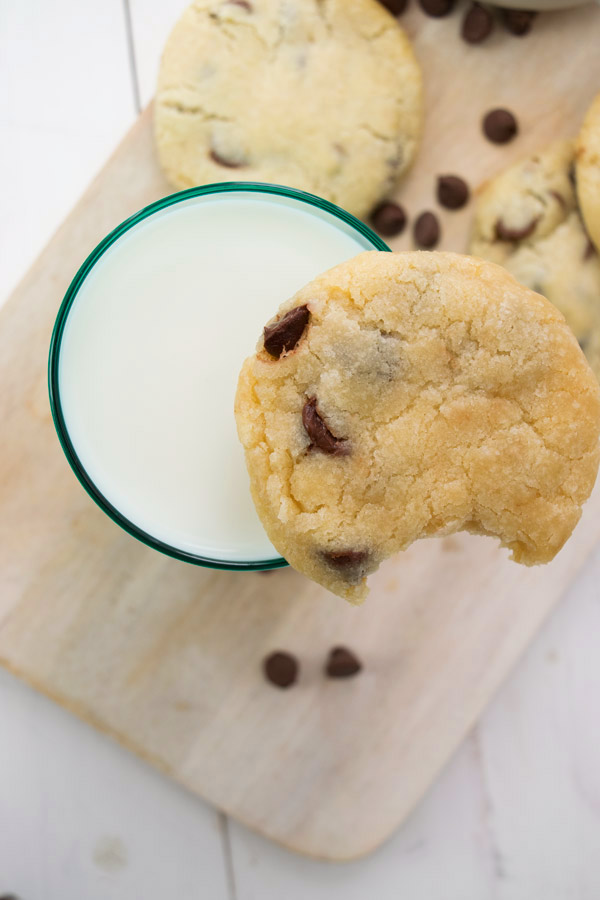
{"left": 1, "top": 2, "right": 600, "bottom": 862}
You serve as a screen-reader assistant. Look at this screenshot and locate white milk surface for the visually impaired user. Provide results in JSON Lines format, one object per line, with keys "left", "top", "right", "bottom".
{"left": 58, "top": 191, "right": 378, "bottom": 563}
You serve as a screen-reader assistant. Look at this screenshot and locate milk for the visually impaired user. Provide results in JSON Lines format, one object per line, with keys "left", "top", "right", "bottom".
{"left": 57, "top": 190, "right": 381, "bottom": 564}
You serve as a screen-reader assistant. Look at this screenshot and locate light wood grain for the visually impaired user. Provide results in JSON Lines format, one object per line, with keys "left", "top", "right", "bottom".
{"left": 1, "top": 4, "right": 600, "bottom": 862}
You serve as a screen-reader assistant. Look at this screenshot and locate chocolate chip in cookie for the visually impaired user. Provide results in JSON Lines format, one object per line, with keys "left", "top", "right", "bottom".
{"left": 370, "top": 201, "right": 407, "bottom": 237}
{"left": 495, "top": 217, "right": 539, "bottom": 241}
{"left": 437, "top": 175, "right": 470, "bottom": 210}
{"left": 483, "top": 109, "right": 518, "bottom": 144}
{"left": 322, "top": 550, "right": 370, "bottom": 583}
{"left": 325, "top": 646, "right": 363, "bottom": 678}
{"left": 461, "top": 3, "right": 494, "bottom": 44}
{"left": 303, "top": 398, "right": 349, "bottom": 456}
{"left": 263, "top": 305, "right": 310, "bottom": 358}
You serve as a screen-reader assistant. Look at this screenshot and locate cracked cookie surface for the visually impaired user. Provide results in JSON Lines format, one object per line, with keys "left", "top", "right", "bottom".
{"left": 470, "top": 140, "right": 600, "bottom": 380}
{"left": 235, "top": 251, "right": 600, "bottom": 602}
{"left": 576, "top": 92, "right": 600, "bottom": 256}
{"left": 154, "top": 0, "right": 422, "bottom": 218}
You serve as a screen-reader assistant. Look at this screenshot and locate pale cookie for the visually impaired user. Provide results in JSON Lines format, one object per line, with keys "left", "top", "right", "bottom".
{"left": 235, "top": 251, "right": 600, "bottom": 603}
{"left": 470, "top": 140, "right": 600, "bottom": 380}
{"left": 576, "top": 92, "right": 600, "bottom": 255}
{"left": 154, "top": 0, "right": 422, "bottom": 218}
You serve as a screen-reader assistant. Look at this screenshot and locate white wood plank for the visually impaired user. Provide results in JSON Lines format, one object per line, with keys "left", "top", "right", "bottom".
{"left": 0, "top": 0, "right": 136, "bottom": 304}
{"left": 0, "top": 667, "right": 230, "bottom": 900}
{"left": 128, "top": 0, "right": 189, "bottom": 107}
{"left": 228, "top": 738, "right": 496, "bottom": 900}
{"left": 474, "top": 547, "right": 600, "bottom": 900}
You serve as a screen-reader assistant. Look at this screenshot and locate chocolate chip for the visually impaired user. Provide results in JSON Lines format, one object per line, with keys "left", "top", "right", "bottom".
{"left": 495, "top": 217, "right": 539, "bottom": 241}
{"left": 263, "top": 305, "right": 310, "bottom": 358}
{"left": 378, "top": 0, "right": 408, "bottom": 12}
{"left": 418, "top": 0, "right": 455, "bottom": 16}
{"left": 437, "top": 175, "right": 470, "bottom": 210}
{"left": 322, "top": 550, "right": 370, "bottom": 584}
{"left": 263, "top": 651, "right": 298, "bottom": 688}
{"left": 483, "top": 108, "right": 518, "bottom": 144}
{"left": 461, "top": 3, "right": 494, "bottom": 43}
{"left": 325, "top": 647, "right": 362, "bottom": 678}
{"left": 501, "top": 8, "right": 536, "bottom": 35}
{"left": 303, "top": 397, "right": 349, "bottom": 456}
{"left": 414, "top": 211, "right": 440, "bottom": 248}
{"left": 370, "top": 201, "right": 407, "bottom": 237}
{"left": 209, "top": 149, "right": 245, "bottom": 168}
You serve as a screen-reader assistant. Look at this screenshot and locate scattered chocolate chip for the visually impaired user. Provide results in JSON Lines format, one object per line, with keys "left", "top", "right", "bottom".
{"left": 461, "top": 3, "right": 494, "bottom": 43}
{"left": 370, "top": 201, "right": 407, "bottom": 237}
{"left": 263, "top": 651, "right": 298, "bottom": 688}
{"left": 483, "top": 108, "right": 518, "bottom": 144}
{"left": 414, "top": 211, "right": 440, "bottom": 248}
{"left": 501, "top": 8, "right": 536, "bottom": 35}
{"left": 584, "top": 238, "right": 597, "bottom": 260}
{"left": 495, "top": 217, "right": 539, "bottom": 241}
{"left": 302, "top": 397, "right": 349, "bottom": 456}
{"left": 209, "top": 149, "right": 245, "bottom": 168}
{"left": 325, "top": 646, "right": 362, "bottom": 678}
{"left": 549, "top": 190, "right": 566, "bottom": 209}
{"left": 418, "top": 0, "right": 455, "bottom": 16}
{"left": 437, "top": 175, "right": 470, "bottom": 210}
{"left": 378, "top": 0, "right": 408, "bottom": 12}
{"left": 263, "top": 305, "right": 310, "bottom": 358}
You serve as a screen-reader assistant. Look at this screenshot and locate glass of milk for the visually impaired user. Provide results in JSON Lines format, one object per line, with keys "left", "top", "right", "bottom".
{"left": 49, "top": 183, "right": 388, "bottom": 571}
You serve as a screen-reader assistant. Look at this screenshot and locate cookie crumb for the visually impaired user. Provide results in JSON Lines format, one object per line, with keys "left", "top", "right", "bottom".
{"left": 326, "top": 647, "right": 362, "bottom": 678}
{"left": 264, "top": 651, "right": 298, "bottom": 688}
{"left": 483, "top": 108, "right": 518, "bottom": 144}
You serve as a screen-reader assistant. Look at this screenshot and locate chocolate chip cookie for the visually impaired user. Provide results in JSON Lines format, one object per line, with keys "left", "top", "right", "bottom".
{"left": 154, "top": 0, "right": 422, "bottom": 218}
{"left": 576, "top": 92, "right": 600, "bottom": 255}
{"left": 235, "top": 251, "right": 600, "bottom": 602}
{"left": 470, "top": 140, "right": 600, "bottom": 379}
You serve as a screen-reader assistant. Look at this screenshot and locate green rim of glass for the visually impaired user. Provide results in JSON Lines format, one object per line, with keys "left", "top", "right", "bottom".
{"left": 48, "top": 181, "right": 391, "bottom": 571}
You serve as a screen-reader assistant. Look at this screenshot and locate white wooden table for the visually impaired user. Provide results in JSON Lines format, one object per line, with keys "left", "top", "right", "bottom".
{"left": 1, "top": 2, "right": 600, "bottom": 897}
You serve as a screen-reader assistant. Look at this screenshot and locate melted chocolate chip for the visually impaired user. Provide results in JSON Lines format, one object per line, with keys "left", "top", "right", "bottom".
{"left": 495, "top": 217, "right": 539, "bottom": 241}
{"left": 302, "top": 397, "right": 349, "bottom": 456}
{"left": 322, "top": 550, "right": 370, "bottom": 583}
{"left": 418, "top": 0, "right": 455, "bottom": 16}
{"left": 378, "top": 0, "right": 408, "bottom": 12}
{"left": 263, "top": 305, "right": 310, "bottom": 358}
{"left": 209, "top": 149, "right": 245, "bottom": 168}
{"left": 461, "top": 3, "right": 494, "bottom": 43}
{"left": 325, "top": 647, "right": 362, "bottom": 678}
{"left": 370, "top": 201, "right": 407, "bottom": 237}
{"left": 263, "top": 651, "right": 298, "bottom": 688}
{"left": 414, "top": 211, "right": 440, "bottom": 248}
{"left": 501, "top": 8, "right": 536, "bottom": 35}
{"left": 482, "top": 108, "right": 518, "bottom": 144}
{"left": 437, "top": 175, "right": 470, "bottom": 210}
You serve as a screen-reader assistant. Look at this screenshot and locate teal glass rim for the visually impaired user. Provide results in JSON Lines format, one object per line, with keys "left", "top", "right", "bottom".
{"left": 48, "top": 181, "right": 390, "bottom": 571}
